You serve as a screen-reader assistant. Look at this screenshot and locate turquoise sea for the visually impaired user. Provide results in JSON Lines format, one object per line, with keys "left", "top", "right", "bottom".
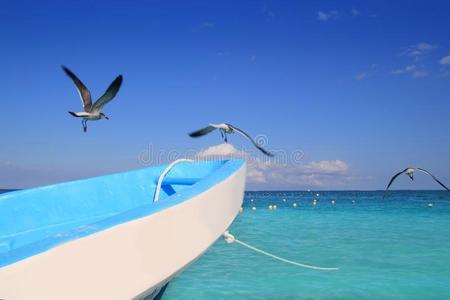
{"left": 1, "top": 189, "right": 449, "bottom": 299}
{"left": 164, "top": 191, "right": 450, "bottom": 299}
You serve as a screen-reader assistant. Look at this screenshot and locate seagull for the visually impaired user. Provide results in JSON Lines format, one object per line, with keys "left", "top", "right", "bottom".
{"left": 189, "top": 123, "right": 274, "bottom": 157}
{"left": 385, "top": 167, "right": 449, "bottom": 192}
{"left": 62, "top": 66, "right": 123, "bottom": 132}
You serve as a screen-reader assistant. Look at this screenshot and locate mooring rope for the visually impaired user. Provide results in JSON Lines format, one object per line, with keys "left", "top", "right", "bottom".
{"left": 222, "top": 231, "right": 339, "bottom": 271}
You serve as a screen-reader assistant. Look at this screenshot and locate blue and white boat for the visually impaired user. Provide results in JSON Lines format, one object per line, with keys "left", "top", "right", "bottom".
{"left": 0, "top": 159, "right": 246, "bottom": 299}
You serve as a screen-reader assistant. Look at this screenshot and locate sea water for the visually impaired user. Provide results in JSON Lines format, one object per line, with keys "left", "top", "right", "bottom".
{"left": 2, "top": 189, "right": 449, "bottom": 299}
{"left": 164, "top": 191, "right": 450, "bottom": 299}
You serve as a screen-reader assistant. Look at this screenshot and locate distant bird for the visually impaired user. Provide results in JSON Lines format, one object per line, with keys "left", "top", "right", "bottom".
{"left": 189, "top": 123, "right": 274, "bottom": 157}
{"left": 385, "top": 167, "right": 449, "bottom": 192}
{"left": 62, "top": 66, "right": 123, "bottom": 132}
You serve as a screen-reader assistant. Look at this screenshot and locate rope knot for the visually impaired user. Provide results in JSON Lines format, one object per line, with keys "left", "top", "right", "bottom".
{"left": 223, "top": 231, "right": 236, "bottom": 244}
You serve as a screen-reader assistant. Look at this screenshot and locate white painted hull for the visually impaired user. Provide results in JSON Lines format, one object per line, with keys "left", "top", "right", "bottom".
{"left": 0, "top": 163, "right": 246, "bottom": 299}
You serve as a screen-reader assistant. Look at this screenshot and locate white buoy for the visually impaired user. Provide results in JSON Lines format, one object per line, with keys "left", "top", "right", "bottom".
{"left": 331, "top": 200, "right": 335, "bottom": 204}
{"left": 268, "top": 205, "right": 273, "bottom": 210}
{"left": 251, "top": 199, "right": 254, "bottom": 202}
{"left": 316, "top": 193, "right": 319, "bottom": 197}
{"left": 273, "top": 205, "right": 277, "bottom": 209}
{"left": 239, "top": 207, "right": 244, "bottom": 213}
{"left": 428, "top": 203, "right": 433, "bottom": 208}
{"left": 293, "top": 203, "right": 297, "bottom": 207}
{"left": 283, "top": 199, "right": 286, "bottom": 202}
{"left": 252, "top": 206, "right": 256, "bottom": 211}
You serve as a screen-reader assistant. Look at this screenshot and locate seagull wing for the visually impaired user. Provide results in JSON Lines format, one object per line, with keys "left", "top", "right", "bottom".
{"left": 227, "top": 124, "right": 274, "bottom": 157}
{"left": 189, "top": 125, "right": 217, "bottom": 137}
{"left": 90, "top": 75, "right": 123, "bottom": 113}
{"left": 62, "top": 66, "right": 92, "bottom": 112}
{"left": 385, "top": 168, "right": 409, "bottom": 192}
{"left": 417, "top": 168, "right": 450, "bottom": 191}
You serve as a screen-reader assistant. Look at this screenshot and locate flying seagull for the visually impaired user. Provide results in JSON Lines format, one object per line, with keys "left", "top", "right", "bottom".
{"left": 189, "top": 123, "right": 274, "bottom": 157}
{"left": 385, "top": 167, "right": 449, "bottom": 192}
{"left": 63, "top": 66, "right": 123, "bottom": 132}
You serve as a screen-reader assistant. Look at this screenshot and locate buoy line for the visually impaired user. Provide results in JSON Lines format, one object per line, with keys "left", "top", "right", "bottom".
{"left": 222, "top": 231, "right": 339, "bottom": 271}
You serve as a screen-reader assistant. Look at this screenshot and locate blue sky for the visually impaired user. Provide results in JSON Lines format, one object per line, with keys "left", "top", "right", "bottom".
{"left": 1, "top": 0, "right": 450, "bottom": 190}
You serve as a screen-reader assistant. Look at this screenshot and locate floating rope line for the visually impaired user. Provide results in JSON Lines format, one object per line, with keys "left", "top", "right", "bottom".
{"left": 223, "top": 231, "right": 339, "bottom": 271}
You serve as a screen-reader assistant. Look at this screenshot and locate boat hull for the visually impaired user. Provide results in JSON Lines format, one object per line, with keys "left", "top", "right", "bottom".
{"left": 0, "top": 161, "right": 246, "bottom": 299}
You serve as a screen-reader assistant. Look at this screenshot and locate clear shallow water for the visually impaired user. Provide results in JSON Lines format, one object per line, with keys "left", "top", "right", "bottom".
{"left": 164, "top": 191, "right": 450, "bottom": 299}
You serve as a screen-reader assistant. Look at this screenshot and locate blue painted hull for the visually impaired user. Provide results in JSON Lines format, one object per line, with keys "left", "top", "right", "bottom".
{"left": 0, "top": 159, "right": 246, "bottom": 299}
{"left": 0, "top": 159, "right": 245, "bottom": 268}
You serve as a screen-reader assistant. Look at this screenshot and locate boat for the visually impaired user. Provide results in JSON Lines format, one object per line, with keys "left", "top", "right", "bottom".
{"left": 0, "top": 159, "right": 246, "bottom": 299}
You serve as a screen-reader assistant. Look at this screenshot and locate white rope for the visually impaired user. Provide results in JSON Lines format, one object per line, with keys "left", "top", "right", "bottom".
{"left": 153, "top": 159, "right": 194, "bottom": 202}
{"left": 223, "top": 231, "right": 339, "bottom": 271}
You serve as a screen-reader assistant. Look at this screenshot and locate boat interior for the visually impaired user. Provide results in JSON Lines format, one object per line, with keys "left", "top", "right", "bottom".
{"left": 0, "top": 159, "right": 243, "bottom": 267}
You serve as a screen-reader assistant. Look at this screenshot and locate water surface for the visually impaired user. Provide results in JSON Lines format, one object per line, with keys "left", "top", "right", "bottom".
{"left": 165, "top": 191, "right": 450, "bottom": 299}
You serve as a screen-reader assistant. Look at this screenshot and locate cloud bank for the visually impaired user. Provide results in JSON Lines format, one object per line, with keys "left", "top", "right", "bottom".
{"left": 400, "top": 42, "right": 436, "bottom": 59}
{"left": 440, "top": 55, "right": 450, "bottom": 65}
{"left": 195, "top": 143, "right": 351, "bottom": 189}
{"left": 392, "top": 64, "right": 428, "bottom": 78}
{"left": 317, "top": 10, "right": 338, "bottom": 21}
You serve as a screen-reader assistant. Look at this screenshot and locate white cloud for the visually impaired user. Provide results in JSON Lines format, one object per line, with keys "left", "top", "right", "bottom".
{"left": 303, "top": 160, "right": 348, "bottom": 174}
{"left": 196, "top": 143, "right": 246, "bottom": 158}
{"left": 392, "top": 64, "right": 416, "bottom": 74}
{"left": 417, "top": 42, "right": 435, "bottom": 51}
{"left": 440, "top": 55, "right": 450, "bottom": 65}
{"left": 317, "top": 10, "right": 338, "bottom": 21}
{"left": 356, "top": 64, "right": 376, "bottom": 80}
{"left": 351, "top": 8, "right": 360, "bottom": 16}
{"left": 216, "top": 51, "right": 229, "bottom": 57}
{"left": 412, "top": 70, "right": 428, "bottom": 78}
{"left": 195, "top": 143, "right": 350, "bottom": 188}
{"left": 200, "top": 22, "right": 215, "bottom": 28}
{"left": 400, "top": 42, "right": 436, "bottom": 59}
{"left": 262, "top": 4, "right": 275, "bottom": 21}
{"left": 355, "top": 72, "right": 368, "bottom": 80}
{"left": 391, "top": 64, "right": 430, "bottom": 78}
{"left": 317, "top": 11, "right": 329, "bottom": 21}
{"left": 195, "top": 143, "right": 270, "bottom": 185}
{"left": 391, "top": 64, "right": 428, "bottom": 78}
